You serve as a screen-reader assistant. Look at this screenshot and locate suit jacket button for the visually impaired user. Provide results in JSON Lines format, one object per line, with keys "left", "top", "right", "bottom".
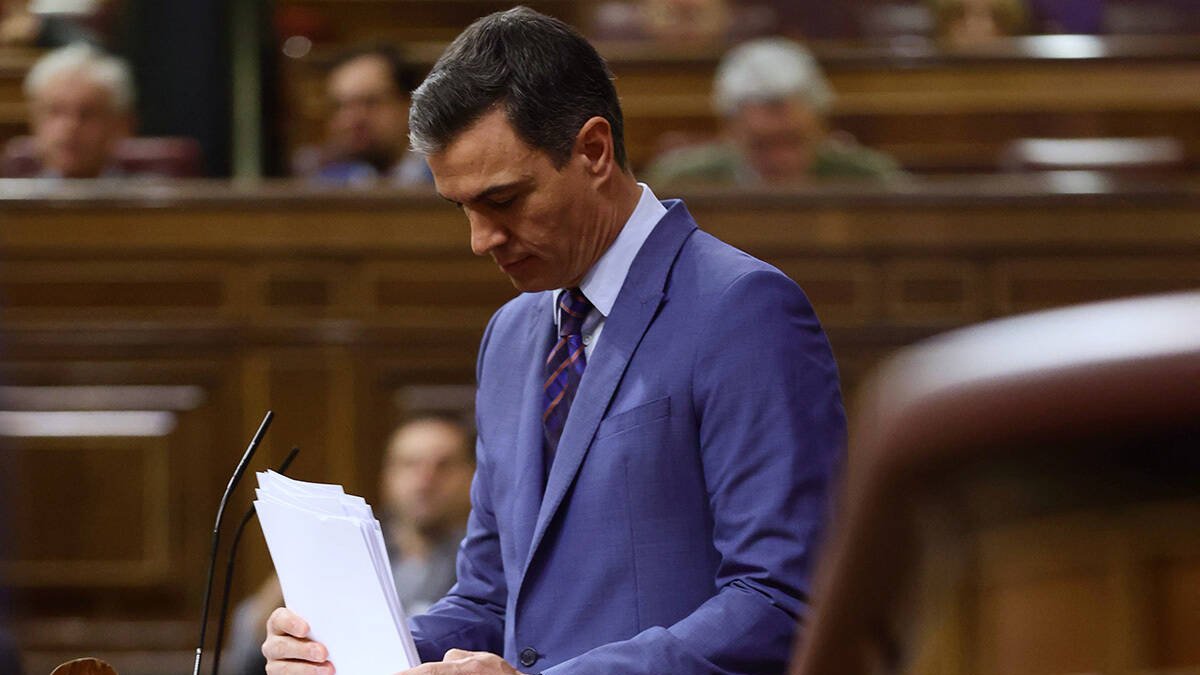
{"left": 519, "top": 647, "right": 539, "bottom": 667}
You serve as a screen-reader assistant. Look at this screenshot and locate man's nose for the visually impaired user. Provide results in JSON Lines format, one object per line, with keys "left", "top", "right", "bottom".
{"left": 50, "top": 112, "right": 81, "bottom": 133}
{"left": 468, "top": 212, "right": 507, "bottom": 256}
{"left": 410, "top": 463, "right": 440, "bottom": 493}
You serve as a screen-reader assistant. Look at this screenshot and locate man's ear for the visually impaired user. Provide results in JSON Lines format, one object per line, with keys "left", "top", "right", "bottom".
{"left": 574, "top": 116, "right": 615, "bottom": 178}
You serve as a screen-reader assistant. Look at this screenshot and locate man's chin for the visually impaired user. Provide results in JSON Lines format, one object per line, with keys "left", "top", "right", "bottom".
{"left": 507, "top": 275, "right": 561, "bottom": 294}
{"left": 498, "top": 260, "right": 554, "bottom": 293}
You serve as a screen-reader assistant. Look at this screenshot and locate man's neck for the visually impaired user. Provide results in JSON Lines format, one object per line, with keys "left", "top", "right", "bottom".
{"left": 610, "top": 173, "right": 644, "bottom": 232}
{"left": 591, "top": 173, "right": 645, "bottom": 258}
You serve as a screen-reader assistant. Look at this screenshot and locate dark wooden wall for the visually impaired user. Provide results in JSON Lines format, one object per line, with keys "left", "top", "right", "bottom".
{"left": 2, "top": 176, "right": 1200, "bottom": 673}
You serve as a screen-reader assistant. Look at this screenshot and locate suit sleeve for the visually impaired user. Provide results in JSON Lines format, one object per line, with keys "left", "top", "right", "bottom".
{"left": 543, "top": 269, "right": 846, "bottom": 675}
{"left": 408, "top": 312, "right": 508, "bottom": 662}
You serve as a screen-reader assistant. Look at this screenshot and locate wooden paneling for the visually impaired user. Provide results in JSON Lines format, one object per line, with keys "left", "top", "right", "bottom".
{"left": 769, "top": 257, "right": 879, "bottom": 327}
{"left": 3, "top": 177, "right": 1200, "bottom": 671}
{"left": 950, "top": 504, "right": 1200, "bottom": 675}
{"left": 884, "top": 259, "right": 983, "bottom": 324}
{"left": 995, "top": 257, "right": 1200, "bottom": 313}
{"left": 4, "top": 435, "right": 171, "bottom": 586}
{"left": 0, "top": 357, "right": 244, "bottom": 674}
{"left": 1154, "top": 558, "right": 1200, "bottom": 668}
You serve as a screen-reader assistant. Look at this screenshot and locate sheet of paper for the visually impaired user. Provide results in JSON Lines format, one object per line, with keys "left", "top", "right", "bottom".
{"left": 255, "top": 472, "right": 420, "bottom": 674}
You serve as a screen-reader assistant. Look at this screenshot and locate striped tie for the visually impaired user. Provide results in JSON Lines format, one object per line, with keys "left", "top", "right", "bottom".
{"left": 543, "top": 288, "right": 592, "bottom": 460}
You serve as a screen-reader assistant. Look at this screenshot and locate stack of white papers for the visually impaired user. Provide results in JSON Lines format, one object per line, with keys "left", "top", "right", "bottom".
{"left": 254, "top": 470, "right": 420, "bottom": 674}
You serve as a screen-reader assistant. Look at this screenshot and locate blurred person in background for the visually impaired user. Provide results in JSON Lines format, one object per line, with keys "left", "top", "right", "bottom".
{"left": 929, "top": 0, "right": 1027, "bottom": 46}
{"left": 21, "top": 42, "right": 133, "bottom": 178}
{"left": 590, "top": 0, "right": 781, "bottom": 42}
{"left": 646, "top": 37, "right": 900, "bottom": 186}
{"left": 589, "top": 0, "right": 865, "bottom": 44}
{"left": 299, "top": 44, "right": 432, "bottom": 187}
{"left": 594, "top": 0, "right": 733, "bottom": 41}
{"left": 0, "top": 0, "right": 111, "bottom": 48}
{"left": 377, "top": 415, "right": 475, "bottom": 609}
{"left": 223, "top": 415, "right": 474, "bottom": 675}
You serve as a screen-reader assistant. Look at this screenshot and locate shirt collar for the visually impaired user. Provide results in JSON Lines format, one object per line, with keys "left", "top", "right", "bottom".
{"left": 555, "top": 183, "right": 666, "bottom": 319}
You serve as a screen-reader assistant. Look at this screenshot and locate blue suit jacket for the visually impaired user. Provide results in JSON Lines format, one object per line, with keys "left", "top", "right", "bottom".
{"left": 411, "top": 200, "right": 845, "bottom": 674}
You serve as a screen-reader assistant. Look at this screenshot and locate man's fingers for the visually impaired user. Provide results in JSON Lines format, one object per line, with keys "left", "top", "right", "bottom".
{"left": 400, "top": 651, "right": 518, "bottom": 674}
{"left": 267, "top": 606, "right": 311, "bottom": 638}
{"left": 265, "top": 659, "right": 335, "bottom": 675}
{"left": 262, "top": 634, "right": 329, "bottom": 663}
{"left": 400, "top": 662, "right": 466, "bottom": 674}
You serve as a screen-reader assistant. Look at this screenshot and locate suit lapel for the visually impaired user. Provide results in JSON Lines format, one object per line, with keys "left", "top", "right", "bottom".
{"left": 510, "top": 294, "right": 554, "bottom": 569}
{"left": 519, "top": 202, "right": 698, "bottom": 579}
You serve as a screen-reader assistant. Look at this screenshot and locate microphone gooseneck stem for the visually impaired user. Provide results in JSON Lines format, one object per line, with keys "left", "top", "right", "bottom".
{"left": 193, "top": 410, "right": 274, "bottom": 675}
{"left": 211, "top": 446, "right": 301, "bottom": 675}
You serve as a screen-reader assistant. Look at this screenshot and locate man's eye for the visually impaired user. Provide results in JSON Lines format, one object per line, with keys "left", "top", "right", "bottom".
{"left": 489, "top": 196, "right": 516, "bottom": 208}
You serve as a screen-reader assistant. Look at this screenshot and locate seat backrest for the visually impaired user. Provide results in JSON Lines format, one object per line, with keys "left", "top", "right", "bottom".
{"left": 1, "top": 135, "right": 204, "bottom": 178}
{"left": 791, "top": 290, "right": 1200, "bottom": 675}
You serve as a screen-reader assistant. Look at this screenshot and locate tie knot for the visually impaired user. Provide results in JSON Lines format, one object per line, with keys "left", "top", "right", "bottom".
{"left": 558, "top": 288, "right": 592, "bottom": 337}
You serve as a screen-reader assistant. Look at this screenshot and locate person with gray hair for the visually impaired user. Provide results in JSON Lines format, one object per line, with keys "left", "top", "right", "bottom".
{"left": 22, "top": 42, "right": 134, "bottom": 178}
{"left": 646, "top": 37, "right": 899, "bottom": 186}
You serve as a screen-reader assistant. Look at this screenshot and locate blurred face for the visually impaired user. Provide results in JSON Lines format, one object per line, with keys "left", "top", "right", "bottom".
{"left": 326, "top": 54, "right": 409, "bottom": 167}
{"left": 728, "top": 97, "right": 828, "bottom": 184}
{"left": 427, "top": 108, "right": 616, "bottom": 292}
{"left": 381, "top": 420, "right": 473, "bottom": 534}
{"left": 644, "top": 0, "right": 730, "bottom": 41}
{"left": 30, "top": 71, "right": 130, "bottom": 178}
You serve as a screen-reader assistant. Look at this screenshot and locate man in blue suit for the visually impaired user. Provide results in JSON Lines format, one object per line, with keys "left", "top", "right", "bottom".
{"left": 263, "top": 7, "right": 844, "bottom": 675}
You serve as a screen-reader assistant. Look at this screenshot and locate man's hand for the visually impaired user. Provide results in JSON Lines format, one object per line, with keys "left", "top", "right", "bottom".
{"left": 400, "top": 649, "right": 528, "bottom": 675}
{"left": 262, "top": 607, "right": 334, "bottom": 675}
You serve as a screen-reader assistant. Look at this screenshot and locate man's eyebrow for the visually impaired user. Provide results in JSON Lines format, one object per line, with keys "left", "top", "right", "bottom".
{"left": 441, "top": 179, "right": 529, "bottom": 207}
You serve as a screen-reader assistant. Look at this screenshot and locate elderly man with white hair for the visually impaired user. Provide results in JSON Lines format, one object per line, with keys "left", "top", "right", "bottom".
{"left": 23, "top": 42, "right": 134, "bottom": 178}
{"left": 646, "top": 37, "right": 899, "bottom": 186}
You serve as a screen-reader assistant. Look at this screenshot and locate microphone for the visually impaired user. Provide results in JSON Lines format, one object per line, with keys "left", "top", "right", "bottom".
{"left": 210, "top": 445, "right": 301, "bottom": 675}
{"left": 192, "top": 411, "right": 274, "bottom": 675}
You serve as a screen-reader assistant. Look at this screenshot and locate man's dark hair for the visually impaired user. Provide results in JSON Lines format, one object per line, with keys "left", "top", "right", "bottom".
{"left": 409, "top": 6, "right": 627, "bottom": 170}
{"left": 329, "top": 43, "right": 422, "bottom": 95}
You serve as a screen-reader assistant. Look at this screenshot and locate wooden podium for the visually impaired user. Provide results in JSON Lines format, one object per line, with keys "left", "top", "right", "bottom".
{"left": 792, "top": 290, "right": 1200, "bottom": 675}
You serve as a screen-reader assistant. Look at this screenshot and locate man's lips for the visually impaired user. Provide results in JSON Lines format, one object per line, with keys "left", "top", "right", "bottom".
{"left": 496, "top": 255, "right": 530, "bottom": 274}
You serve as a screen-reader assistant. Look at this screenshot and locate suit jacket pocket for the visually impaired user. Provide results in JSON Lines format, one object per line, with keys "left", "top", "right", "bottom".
{"left": 596, "top": 396, "right": 671, "bottom": 440}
